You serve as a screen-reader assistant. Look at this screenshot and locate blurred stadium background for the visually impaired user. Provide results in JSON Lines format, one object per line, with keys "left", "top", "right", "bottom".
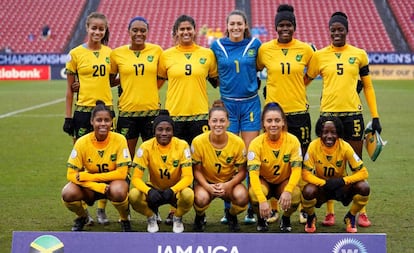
{"left": 1, "top": 0, "right": 413, "bottom": 80}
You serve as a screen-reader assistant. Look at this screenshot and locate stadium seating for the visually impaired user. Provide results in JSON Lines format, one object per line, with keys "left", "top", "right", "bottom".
{"left": 97, "top": 0, "right": 235, "bottom": 50}
{"left": 0, "top": 0, "right": 86, "bottom": 53}
{"left": 1, "top": 0, "right": 408, "bottom": 53}
{"left": 388, "top": 0, "right": 414, "bottom": 52}
{"left": 250, "top": 0, "right": 395, "bottom": 52}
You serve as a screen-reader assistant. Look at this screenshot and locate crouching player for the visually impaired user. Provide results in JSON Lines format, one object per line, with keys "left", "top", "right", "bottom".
{"left": 128, "top": 110, "right": 194, "bottom": 233}
{"left": 301, "top": 116, "right": 370, "bottom": 233}
{"left": 61, "top": 101, "right": 131, "bottom": 232}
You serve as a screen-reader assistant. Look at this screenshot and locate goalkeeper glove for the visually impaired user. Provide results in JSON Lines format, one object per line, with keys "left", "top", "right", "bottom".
{"left": 63, "top": 118, "right": 74, "bottom": 136}
{"left": 371, "top": 118, "right": 382, "bottom": 134}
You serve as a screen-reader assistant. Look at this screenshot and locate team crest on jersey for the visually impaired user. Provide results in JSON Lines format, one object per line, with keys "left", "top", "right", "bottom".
{"left": 348, "top": 57, "right": 356, "bottom": 64}
{"left": 173, "top": 160, "right": 179, "bottom": 167}
{"left": 247, "top": 49, "right": 256, "bottom": 57}
{"left": 336, "top": 160, "right": 343, "bottom": 167}
{"left": 111, "top": 154, "right": 117, "bottom": 161}
{"left": 283, "top": 154, "right": 290, "bottom": 162}
{"left": 296, "top": 54, "right": 303, "bottom": 61}
{"left": 199, "top": 58, "right": 207, "bottom": 64}
{"left": 226, "top": 157, "right": 233, "bottom": 163}
{"left": 147, "top": 55, "right": 154, "bottom": 62}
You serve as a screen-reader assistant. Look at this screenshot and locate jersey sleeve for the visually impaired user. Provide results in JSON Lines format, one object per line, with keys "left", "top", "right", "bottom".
{"left": 131, "top": 146, "right": 152, "bottom": 194}
{"left": 247, "top": 138, "right": 267, "bottom": 203}
{"left": 343, "top": 147, "right": 369, "bottom": 184}
{"left": 284, "top": 137, "right": 302, "bottom": 193}
{"left": 171, "top": 146, "right": 193, "bottom": 193}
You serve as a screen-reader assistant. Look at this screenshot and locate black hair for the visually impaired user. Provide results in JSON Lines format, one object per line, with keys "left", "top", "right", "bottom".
{"left": 261, "top": 102, "right": 287, "bottom": 131}
{"left": 153, "top": 109, "right": 175, "bottom": 132}
{"left": 128, "top": 16, "right": 149, "bottom": 30}
{"left": 86, "top": 12, "right": 110, "bottom": 45}
{"left": 315, "top": 116, "right": 344, "bottom": 138}
{"left": 172, "top": 14, "right": 197, "bottom": 44}
{"left": 91, "top": 100, "right": 113, "bottom": 119}
{"left": 329, "top": 11, "right": 348, "bottom": 32}
{"left": 275, "top": 4, "right": 296, "bottom": 30}
{"left": 225, "top": 10, "right": 251, "bottom": 38}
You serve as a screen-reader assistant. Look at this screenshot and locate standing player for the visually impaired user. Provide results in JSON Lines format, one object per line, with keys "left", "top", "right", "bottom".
{"left": 301, "top": 116, "right": 370, "bottom": 233}
{"left": 158, "top": 14, "right": 218, "bottom": 145}
{"left": 61, "top": 101, "right": 131, "bottom": 232}
{"left": 305, "top": 11, "right": 382, "bottom": 227}
{"left": 248, "top": 102, "right": 302, "bottom": 232}
{"left": 257, "top": 4, "right": 315, "bottom": 224}
{"left": 210, "top": 10, "right": 262, "bottom": 225}
{"left": 110, "top": 16, "right": 163, "bottom": 157}
{"left": 128, "top": 110, "right": 194, "bottom": 233}
{"left": 192, "top": 100, "right": 248, "bottom": 232}
{"left": 158, "top": 15, "right": 218, "bottom": 224}
{"left": 63, "top": 12, "right": 114, "bottom": 226}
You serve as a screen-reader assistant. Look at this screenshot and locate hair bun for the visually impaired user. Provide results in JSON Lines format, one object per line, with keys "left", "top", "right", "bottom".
{"left": 96, "top": 100, "right": 105, "bottom": 106}
{"left": 212, "top": 99, "right": 225, "bottom": 108}
{"left": 331, "top": 11, "right": 347, "bottom": 20}
{"left": 277, "top": 4, "right": 294, "bottom": 13}
{"left": 158, "top": 109, "right": 170, "bottom": 116}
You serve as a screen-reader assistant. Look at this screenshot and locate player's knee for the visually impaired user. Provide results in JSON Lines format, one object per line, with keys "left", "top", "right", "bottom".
{"left": 302, "top": 183, "right": 318, "bottom": 200}
{"left": 178, "top": 187, "right": 194, "bottom": 207}
{"left": 355, "top": 181, "right": 370, "bottom": 196}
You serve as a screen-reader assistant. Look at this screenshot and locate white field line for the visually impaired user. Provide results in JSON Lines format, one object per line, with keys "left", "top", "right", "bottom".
{"left": 0, "top": 98, "right": 64, "bottom": 119}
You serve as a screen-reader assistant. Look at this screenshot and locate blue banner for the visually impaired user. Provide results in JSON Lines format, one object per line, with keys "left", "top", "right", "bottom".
{"left": 13, "top": 231, "right": 386, "bottom": 253}
{"left": 0, "top": 54, "right": 69, "bottom": 65}
{"left": 368, "top": 52, "right": 414, "bottom": 64}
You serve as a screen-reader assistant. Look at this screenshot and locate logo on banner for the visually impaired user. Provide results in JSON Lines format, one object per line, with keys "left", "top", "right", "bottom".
{"left": 332, "top": 238, "right": 367, "bottom": 253}
{"left": 29, "top": 235, "right": 64, "bottom": 253}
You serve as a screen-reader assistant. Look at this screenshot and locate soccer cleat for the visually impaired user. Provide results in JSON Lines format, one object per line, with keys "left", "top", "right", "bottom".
{"left": 147, "top": 214, "right": 159, "bottom": 233}
{"left": 256, "top": 217, "right": 269, "bottom": 232}
{"left": 97, "top": 208, "right": 109, "bottom": 225}
{"left": 344, "top": 212, "right": 357, "bottom": 233}
{"left": 165, "top": 211, "right": 174, "bottom": 225}
{"left": 71, "top": 216, "right": 88, "bottom": 231}
{"left": 267, "top": 209, "right": 279, "bottom": 223}
{"left": 225, "top": 209, "right": 240, "bottom": 232}
{"left": 120, "top": 220, "right": 132, "bottom": 232}
{"left": 193, "top": 214, "right": 206, "bottom": 232}
{"left": 244, "top": 207, "right": 256, "bottom": 224}
{"left": 280, "top": 215, "right": 292, "bottom": 233}
{"left": 173, "top": 216, "right": 184, "bottom": 233}
{"left": 299, "top": 210, "right": 308, "bottom": 224}
{"left": 357, "top": 213, "right": 372, "bottom": 227}
{"left": 156, "top": 212, "right": 162, "bottom": 224}
{"left": 305, "top": 214, "right": 316, "bottom": 233}
{"left": 322, "top": 213, "right": 335, "bottom": 226}
{"left": 220, "top": 208, "right": 229, "bottom": 224}
{"left": 84, "top": 209, "right": 94, "bottom": 226}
